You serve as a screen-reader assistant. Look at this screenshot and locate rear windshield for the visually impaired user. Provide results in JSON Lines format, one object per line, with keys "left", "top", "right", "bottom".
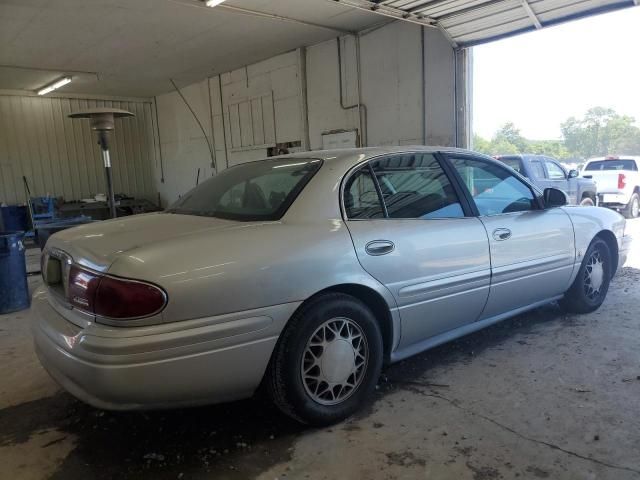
{"left": 497, "top": 157, "right": 523, "bottom": 174}
{"left": 584, "top": 160, "right": 638, "bottom": 171}
{"left": 167, "top": 158, "right": 322, "bottom": 221}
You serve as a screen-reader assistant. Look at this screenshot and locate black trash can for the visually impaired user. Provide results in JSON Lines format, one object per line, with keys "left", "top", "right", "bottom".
{"left": 0, "top": 231, "right": 30, "bottom": 314}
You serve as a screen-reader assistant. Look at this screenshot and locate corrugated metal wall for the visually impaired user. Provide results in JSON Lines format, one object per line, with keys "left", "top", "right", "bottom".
{"left": 0, "top": 95, "right": 157, "bottom": 205}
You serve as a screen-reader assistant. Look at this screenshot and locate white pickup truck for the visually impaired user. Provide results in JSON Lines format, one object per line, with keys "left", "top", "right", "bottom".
{"left": 580, "top": 156, "right": 640, "bottom": 218}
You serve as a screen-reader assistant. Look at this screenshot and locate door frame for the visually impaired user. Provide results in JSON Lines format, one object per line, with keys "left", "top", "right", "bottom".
{"left": 438, "top": 152, "right": 547, "bottom": 216}
{"left": 339, "top": 150, "right": 479, "bottom": 221}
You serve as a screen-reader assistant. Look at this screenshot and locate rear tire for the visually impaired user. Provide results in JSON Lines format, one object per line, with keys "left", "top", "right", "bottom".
{"left": 623, "top": 193, "right": 639, "bottom": 219}
{"left": 560, "top": 237, "right": 611, "bottom": 314}
{"left": 580, "top": 196, "right": 595, "bottom": 207}
{"left": 266, "top": 293, "right": 383, "bottom": 426}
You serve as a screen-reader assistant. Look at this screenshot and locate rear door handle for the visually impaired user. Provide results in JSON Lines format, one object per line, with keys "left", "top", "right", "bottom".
{"left": 492, "top": 228, "right": 512, "bottom": 241}
{"left": 365, "top": 240, "right": 395, "bottom": 256}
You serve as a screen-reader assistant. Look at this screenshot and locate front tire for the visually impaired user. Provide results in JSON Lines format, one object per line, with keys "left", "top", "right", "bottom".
{"left": 266, "top": 293, "right": 383, "bottom": 426}
{"left": 623, "top": 193, "right": 639, "bottom": 219}
{"left": 580, "top": 196, "right": 595, "bottom": 207}
{"left": 560, "top": 237, "right": 611, "bottom": 314}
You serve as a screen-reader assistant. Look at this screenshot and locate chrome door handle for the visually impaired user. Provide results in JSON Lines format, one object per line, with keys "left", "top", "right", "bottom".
{"left": 492, "top": 228, "right": 512, "bottom": 241}
{"left": 365, "top": 240, "right": 395, "bottom": 256}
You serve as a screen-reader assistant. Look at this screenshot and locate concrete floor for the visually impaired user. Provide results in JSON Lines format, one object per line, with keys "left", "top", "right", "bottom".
{"left": 1, "top": 220, "right": 639, "bottom": 480}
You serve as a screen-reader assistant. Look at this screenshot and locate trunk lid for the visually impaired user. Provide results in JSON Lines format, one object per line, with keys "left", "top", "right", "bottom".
{"left": 45, "top": 212, "right": 245, "bottom": 271}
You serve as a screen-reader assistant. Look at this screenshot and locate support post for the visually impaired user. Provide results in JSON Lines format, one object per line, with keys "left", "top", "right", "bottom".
{"left": 98, "top": 131, "right": 117, "bottom": 219}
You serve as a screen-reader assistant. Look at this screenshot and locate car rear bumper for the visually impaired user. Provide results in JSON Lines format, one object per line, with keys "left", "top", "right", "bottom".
{"left": 32, "top": 287, "right": 299, "bottom": 410}
{"left": 598, "top": 192, "right": 630, "bottom": 208}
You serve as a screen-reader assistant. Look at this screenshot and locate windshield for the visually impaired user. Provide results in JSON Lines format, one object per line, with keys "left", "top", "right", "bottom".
{"left": 584, "top": 160, "right": 637, "bottom": 171}
{"left": 167, "top": 158, "right": 323, "bottom": 221}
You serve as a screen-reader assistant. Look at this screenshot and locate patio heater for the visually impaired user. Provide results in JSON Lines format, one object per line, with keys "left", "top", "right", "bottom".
{"left": 68, "top": 108, "right": 135, "bottom": 219}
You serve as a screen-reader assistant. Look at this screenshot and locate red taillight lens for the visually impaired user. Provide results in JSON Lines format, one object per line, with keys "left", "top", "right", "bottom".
{"left": 94, "top": 276, "right": 166, "bottom": 319}
{"left": 618, "top": 173, "right": 626, "bottom": 189}
{"left": 66, "top": 266, "right": 166, "bottom": 320}
{"left": 68, "top": 265, "right": 100, "bottom": 311}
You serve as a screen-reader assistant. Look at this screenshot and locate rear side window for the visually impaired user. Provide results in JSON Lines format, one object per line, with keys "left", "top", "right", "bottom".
{"left": 344, "top": 167, "right": 385, "bottom": 219}
{"left": 167, "top": 158, "right": 322, "bottom": 221}
{"left": 584, "top": 160, "right": 638, "bottom": 171}
{"left": 497, "top": 157, "right": 523, "bottom": 174}
{"left": 371, "top": 154, "right": 464, "bottom": 219}
{"left": 530, "top": 160, "right": 546, "bottom": 179}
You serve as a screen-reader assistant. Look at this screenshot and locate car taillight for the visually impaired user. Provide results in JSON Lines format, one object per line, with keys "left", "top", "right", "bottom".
{"left": 66, "top": 265, "right": 166, "bottom": 320}
{"left": 94, "top": 276, "right": 166, "bottom": 319}
{"left": 618, "top": 173, "right": 626, "bottom": 189}
{"left": 68, "top": 266, "right": 100, "bottom": 311}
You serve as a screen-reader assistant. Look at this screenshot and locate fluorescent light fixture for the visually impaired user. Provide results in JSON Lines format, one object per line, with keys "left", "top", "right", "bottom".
{"left": 37, "top": 77, "right": 72, "bottom": 96}
{"left": 205, "top": 0, "right": 226, "bottom": 6}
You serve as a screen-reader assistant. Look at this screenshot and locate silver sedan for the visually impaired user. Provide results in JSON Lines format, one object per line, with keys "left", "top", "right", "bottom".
{"left": 33, "top": 147, "right": 631, "bottom": 425}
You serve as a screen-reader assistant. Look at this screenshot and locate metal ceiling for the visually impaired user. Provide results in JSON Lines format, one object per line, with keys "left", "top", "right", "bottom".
{"left": 0, "top": 0, "right": 637, "bottom": 96}
{"left": 333, "top": 0, "right": 639, "bottom": 47}
{"left": 0, "top": 0, "right": 380, "bottom": 97}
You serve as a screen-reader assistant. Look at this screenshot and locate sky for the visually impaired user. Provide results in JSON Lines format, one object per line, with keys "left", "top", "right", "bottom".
{"left": 472, "top": 7, "right": 640, "bottom": 141}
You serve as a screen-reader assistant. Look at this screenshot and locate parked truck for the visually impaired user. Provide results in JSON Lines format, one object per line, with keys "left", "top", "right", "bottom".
{"left": 580, "top": 156, "right": 640, "bottom": 219}
{"left": 495, "top": 154, "right": 597, "bottom": 206}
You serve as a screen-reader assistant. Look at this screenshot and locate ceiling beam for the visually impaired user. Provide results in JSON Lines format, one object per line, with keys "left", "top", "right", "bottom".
{"left": 520, "top": 0, "right": 542, "bottom": 28}
{"left": 327, "top": 0, "right": 437, "bottom": 27}
{"left": 171, "top": 0, "right": 356, "bottom": 34}
{"left": 328, "top": 0, "right": 462, "bottom": 48}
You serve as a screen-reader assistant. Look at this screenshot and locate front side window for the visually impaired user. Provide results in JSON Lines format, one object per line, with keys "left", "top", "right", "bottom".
{"left": 371, "top": 154, "right": 464, "bottom": 219}
{"left": 545, "top": 161, "right": 566, "bottom": 180}
{"left": 167, "top": 158, "right": 322, "bottom": 221}
{"left": 450, "top": 157, "right": 537, "bottom": 216}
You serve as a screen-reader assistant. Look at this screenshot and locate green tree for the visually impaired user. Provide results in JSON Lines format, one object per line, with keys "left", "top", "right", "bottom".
{"left": 472, "top": 134, "right": 492, "bottom": 155}
{"left": 528, "top": 139, "right": 570, "bottom": 159}
{"left": 561, "top": 107, "right": 640, "bottom": 158}
{"left": 493, "top": 122, "right": 527, "bottom": 152}
{"left": 473, "top": 123, "right": 566, "bottom": 158}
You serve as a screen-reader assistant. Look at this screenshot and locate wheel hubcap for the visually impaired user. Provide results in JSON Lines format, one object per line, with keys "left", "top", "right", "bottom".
{"left": 301, "top": 317, "right": 368, "bottom": 405}
{"left": 584, "top": 249, "right": 605, "bottom": 300}
{"left": 632, "top": 198, "right": 639, "bottom": 217}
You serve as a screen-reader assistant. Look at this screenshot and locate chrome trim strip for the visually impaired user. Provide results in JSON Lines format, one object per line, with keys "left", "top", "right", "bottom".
{"left": 397, "top": 284, "right": 490, "bottom": 310}
{"left": 399, "top": 269, "right": 491, "bottom": 298}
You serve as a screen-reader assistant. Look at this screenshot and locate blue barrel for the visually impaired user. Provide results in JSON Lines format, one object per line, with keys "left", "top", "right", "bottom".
{"left": 0, "top": 231, "right": 30, "bottom": 314}
{"left": 0, "top": 206, "right": 29, "bottom": 233}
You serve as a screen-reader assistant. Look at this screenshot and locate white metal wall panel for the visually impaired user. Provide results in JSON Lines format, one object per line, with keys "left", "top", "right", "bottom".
{"left": 226, "top": 92, "right": 276, "bottom": 152}
{"left": 0, "top": 95, "right": 156, "bottom": 205}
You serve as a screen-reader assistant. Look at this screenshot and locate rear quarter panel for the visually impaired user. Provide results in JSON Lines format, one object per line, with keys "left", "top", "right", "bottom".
{"left": 107, "top": 220, "right": 397, "bottom": 325}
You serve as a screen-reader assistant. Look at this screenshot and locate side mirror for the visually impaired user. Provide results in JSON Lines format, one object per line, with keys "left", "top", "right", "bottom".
{"left": 568, "top": 169, "right": 579, "bottom": 179}
{"left": 543, "top": 187, "right": 568, "bottom": 208}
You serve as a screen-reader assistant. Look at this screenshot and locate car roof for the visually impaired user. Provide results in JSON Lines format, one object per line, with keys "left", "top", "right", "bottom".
{"left": 269, "top": 146, "right": 493, "bottom": 171}
{"left": 586, "top": 156, "right": 640, "bottom": 162}
{"left": 495, "top": 154, "right": 552, "bottom": 161}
